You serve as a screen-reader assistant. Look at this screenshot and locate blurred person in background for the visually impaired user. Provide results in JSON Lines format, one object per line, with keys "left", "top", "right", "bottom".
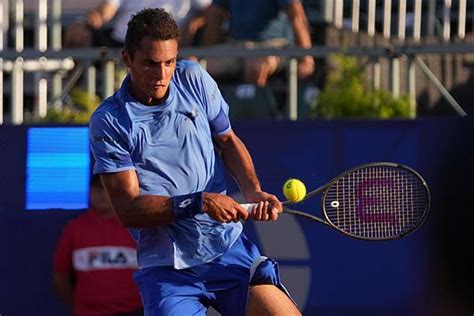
{"left": 52, "top": 175, "right": 143, "bottom": 316}
{"left": 202, "top": 0, "right": 315, "bottom": 87}
{"left": 64, "top": 0, "right": 211, "bottom": 48}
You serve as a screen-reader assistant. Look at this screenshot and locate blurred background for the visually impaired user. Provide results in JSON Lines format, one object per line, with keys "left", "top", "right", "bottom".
{"left": 0, "top": 0, "right": 473, "bottom": 315}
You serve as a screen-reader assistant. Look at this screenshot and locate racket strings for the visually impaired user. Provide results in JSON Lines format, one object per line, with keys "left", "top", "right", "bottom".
{"left": 324, "top": 166, "right": 428, "bottom": 239}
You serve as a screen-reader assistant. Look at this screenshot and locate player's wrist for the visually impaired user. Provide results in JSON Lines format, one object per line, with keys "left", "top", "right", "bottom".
{"left": 172, "top": 192, "right": 204, "bottom": 220}
{"left": 240, "top": 182, "right": 262, "bottom": 199}
{"left": 242, "top": 188, "right": 264, "bottom": 202}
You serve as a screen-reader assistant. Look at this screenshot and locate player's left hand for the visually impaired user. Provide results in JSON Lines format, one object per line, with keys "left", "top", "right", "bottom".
{"left": 246, "top": 191, "right": 282, "bottom": 221}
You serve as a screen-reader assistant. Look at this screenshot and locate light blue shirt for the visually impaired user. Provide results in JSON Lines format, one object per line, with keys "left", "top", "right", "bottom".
{"left": 89, "top": 60, "right": 242, "bottom": 269}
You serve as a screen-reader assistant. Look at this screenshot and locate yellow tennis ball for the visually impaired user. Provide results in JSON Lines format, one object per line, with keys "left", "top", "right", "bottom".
{"left": 283, "top": 178, "right": 306, "bottom": 202}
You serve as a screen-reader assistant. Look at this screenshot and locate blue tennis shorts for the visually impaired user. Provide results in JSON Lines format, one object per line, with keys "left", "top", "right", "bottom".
{"left": 133, "top": 233, "right": 290, "bottom": 316}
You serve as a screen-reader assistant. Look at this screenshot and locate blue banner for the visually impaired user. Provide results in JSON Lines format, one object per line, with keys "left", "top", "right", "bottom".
{"left": 0, "top": 118, "right": 472, "bottom": 315}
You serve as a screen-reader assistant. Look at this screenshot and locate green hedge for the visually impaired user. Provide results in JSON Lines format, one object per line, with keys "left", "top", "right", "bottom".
{"left": 310, "top": 54, "right": 413, "bottom": 119}
{"left": 41, "top": 89, "right": 100, "bottom": 124}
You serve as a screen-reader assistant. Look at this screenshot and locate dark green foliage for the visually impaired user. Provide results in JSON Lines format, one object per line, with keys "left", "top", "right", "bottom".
{"left": 41, "top": 89, "right": 100, "bottom": 124}
{"left": 311, "top": 55, "right": 413, "bottom": 119}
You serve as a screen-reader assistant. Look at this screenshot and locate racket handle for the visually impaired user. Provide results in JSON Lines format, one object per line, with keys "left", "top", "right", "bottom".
{"left": 240, "top": 203, "right": 255, "bottom": 213}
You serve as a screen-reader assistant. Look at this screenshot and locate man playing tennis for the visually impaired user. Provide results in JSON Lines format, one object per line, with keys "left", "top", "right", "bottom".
{"left": 89, "top": 8, "right": 300, "bottom": 316}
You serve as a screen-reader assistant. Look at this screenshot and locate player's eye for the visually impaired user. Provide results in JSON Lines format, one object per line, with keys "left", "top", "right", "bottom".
{"left": 165, "top": 59, "right": 175, "bottom": 66}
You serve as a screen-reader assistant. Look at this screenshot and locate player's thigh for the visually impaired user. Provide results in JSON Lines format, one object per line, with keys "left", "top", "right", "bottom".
{"left": 210, "top": 279, "right": 249, "bottom": 316}
{"left": 139, "top": 281, "right": 207, "bottom": 316}
{"left": 247, "top": 284, "right": 301, "bottom": 316}
{"left": 205, "top": 265, "right": 249, "bottom": 316}
{"left": 134, "top": 266, "right": 206, "bottom": 316}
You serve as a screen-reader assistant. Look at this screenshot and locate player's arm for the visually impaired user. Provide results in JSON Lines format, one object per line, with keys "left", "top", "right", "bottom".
{"left": 91, "top": 109, "right": 247, "bottom": 226}
{"left": 284, "top": 1, "right": 315, "bottom": 79}
{"left": 214, "top": 130, "right": 282, "bottom": 221}
{"left": 100, "top": 170, "right": 174, "bottom": 228}
{"left": 100, "top": 170, "right": 248, "bottom": 226}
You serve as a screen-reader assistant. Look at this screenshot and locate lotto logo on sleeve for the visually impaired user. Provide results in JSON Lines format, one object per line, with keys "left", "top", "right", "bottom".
{"left": 73, "top": 246, "right": 138, "bottom": 271}
{"left": 93, "top": 135, "right": 118, "bottom": 144}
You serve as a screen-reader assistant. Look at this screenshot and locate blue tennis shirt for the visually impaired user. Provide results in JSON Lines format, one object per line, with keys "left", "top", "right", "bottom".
{"left": 89, "top": 60, "right": 243, "bottom": 269}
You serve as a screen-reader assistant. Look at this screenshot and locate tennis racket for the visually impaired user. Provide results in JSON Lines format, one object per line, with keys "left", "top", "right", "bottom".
{"left": 242, "top": 162, "right": 430, "bottom": 241}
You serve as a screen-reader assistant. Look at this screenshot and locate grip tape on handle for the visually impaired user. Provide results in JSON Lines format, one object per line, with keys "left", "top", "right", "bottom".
{"left": 240, "top": 203, "right": 255, "bottom": 213}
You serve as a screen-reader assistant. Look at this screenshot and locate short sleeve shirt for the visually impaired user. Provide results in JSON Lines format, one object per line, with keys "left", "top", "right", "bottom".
{"left": 89, "top": 60, "right": 242, "bottom": 269}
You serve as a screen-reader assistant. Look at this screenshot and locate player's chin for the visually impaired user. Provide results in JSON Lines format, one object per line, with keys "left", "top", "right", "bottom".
{"left": 150, "top": 86, "right": 167, "bottom": 96}
{"left": 151, "top": 91, "right": 166, "bottom": 100}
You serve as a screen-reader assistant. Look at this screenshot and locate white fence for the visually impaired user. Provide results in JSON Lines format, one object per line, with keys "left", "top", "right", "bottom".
{"left": 0, "top": 0, "right": 473, "bottom": 124}
{"left": 322, "top": 0, "right": 473, "bottom": 40}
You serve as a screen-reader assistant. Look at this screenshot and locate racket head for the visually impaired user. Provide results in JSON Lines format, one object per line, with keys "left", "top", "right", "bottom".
{"left": 321, "top": 162, "right": 430, "bottom": 240}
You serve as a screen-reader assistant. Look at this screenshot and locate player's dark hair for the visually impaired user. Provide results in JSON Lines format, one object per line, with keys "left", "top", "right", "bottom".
{"left": 124, "top": 8, "right": 180, "bottom": 59}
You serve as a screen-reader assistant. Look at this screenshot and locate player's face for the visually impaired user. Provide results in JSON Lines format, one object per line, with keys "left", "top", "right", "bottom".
{"left": 123, "top": 37, "right": 178, "bottom": 105}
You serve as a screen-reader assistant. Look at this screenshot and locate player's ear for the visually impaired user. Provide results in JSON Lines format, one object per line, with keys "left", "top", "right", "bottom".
{"left": 122, "top": 49, "right": 132, "bottom": 67}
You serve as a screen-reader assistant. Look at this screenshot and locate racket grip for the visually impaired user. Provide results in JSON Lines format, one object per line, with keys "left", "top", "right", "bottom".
{"left": 240, "top": 203, "right": 256, "bottom": 213}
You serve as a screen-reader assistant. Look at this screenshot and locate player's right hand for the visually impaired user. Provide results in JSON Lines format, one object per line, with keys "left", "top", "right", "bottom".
{"left": 202, "top": 192, "right": 249, "bottom": 223}
{"left": 248, "top": 200, "right": 280, "bottom": 221}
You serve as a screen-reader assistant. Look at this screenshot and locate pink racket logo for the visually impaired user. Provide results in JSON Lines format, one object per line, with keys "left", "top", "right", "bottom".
{"left": 356, "top": 178, "right": 397, "bottom": 225}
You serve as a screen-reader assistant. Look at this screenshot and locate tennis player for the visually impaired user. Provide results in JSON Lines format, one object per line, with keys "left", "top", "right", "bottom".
{"left": 89, "top": 7, "right": 300, "bottom": 316}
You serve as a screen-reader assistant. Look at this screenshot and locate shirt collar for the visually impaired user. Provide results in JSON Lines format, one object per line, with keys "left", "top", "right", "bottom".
{"left": 118, "top": 75, "right": 176, "bottom": 109}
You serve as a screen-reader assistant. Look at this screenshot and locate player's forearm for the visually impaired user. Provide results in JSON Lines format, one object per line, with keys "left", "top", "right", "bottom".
{"left": 101, "top": 171, "right": 223, "bottom": 227}
{"left": 112, "top": 195, "right": 175, "bottom": 228}
{"left": 101, "top": 171, "right": 176, "bottom": 228}
{"left": 218, "top": 134, "right": 262, "bottom": 199}
{"left": 113, "top": 191, "right": 245, "bottom": 226}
